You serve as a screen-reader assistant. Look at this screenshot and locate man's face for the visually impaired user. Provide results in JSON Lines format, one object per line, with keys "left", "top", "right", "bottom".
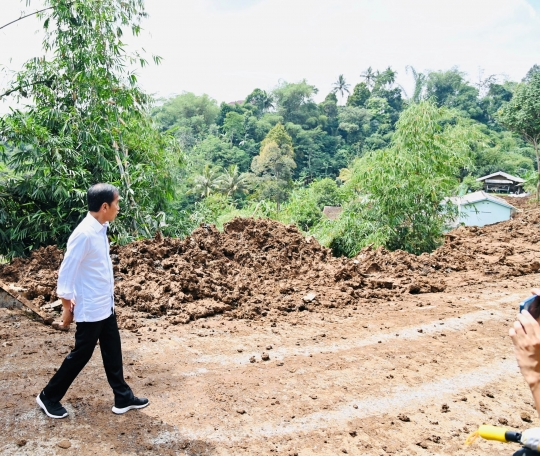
{"left": 103, "top": 194, "right": 121, "bottom": 222}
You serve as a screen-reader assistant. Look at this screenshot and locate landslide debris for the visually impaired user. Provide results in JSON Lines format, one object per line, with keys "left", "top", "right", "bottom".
{"left": 2, "top": 205, "right": 540, "bottom": 324}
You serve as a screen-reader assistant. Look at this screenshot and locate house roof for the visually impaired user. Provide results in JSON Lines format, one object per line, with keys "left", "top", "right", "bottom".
{"left": 446, "top": 191, "right": 517, "bottom": 210}
{"left": 476, "top": 171, "right": 525, "bottom": 183}
{"left": 484, "top": 179, "right": 514, "bottom": 184}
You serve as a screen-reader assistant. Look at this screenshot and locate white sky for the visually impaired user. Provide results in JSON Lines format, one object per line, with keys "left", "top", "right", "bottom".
{"left": 1, "top": 0, "right": 539, "bottom": 111}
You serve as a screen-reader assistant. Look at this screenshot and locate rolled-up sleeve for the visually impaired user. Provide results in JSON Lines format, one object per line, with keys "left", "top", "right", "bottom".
{"left": 57, "top": 231, "right": 88, "bottom": 300}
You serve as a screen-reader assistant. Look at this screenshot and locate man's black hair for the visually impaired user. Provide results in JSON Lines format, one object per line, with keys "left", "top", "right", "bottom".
{"left": 87, "top": 183, "right": 119, "bottom": 212}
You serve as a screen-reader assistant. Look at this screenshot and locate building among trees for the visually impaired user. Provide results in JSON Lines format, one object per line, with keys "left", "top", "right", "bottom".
{"left": 476, "top": 171, "right": 525, "bottom": 194}
{"left": 445, "top": 191, "right": 517, "bottom": 227}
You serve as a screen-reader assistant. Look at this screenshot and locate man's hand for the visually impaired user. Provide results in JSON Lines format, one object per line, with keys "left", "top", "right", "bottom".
{"left": 61, "top": 298, "right": 75, "bottom": 327}
{"left": 510, "top": 309, "right": 540, "bottom": 415}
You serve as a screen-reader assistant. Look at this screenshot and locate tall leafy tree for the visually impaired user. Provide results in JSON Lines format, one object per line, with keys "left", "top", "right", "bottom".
{"left": 273, "top": 80, "right": 318, "bottom": 125}
{"left": 523, "top": 64, "right": 540, "bottom": 83}
{"left": 346, "top": 82, "right": 370, "bottom": 108}
{"left": 425, "top": 69, "right": 483, "bottom": 119}
{"left": 152, "top": 93, "right": 219, "bottom": 135}
{"left": 498, "top": 72, "right": 540, "bottom": 199}
{"left": 346, "top": 102, "right": 477, "bottom": 254}
{"left": 251, "top": 124, "right": 296, "bottom": 211}
{"left": 244, "top": 88, "right": 274, "bottom": 116}
{"left": 373, "top": 67, "right": 397, "bottom": 89}
{"left": 0, "top": 0, "right": 179, "bottom": 257}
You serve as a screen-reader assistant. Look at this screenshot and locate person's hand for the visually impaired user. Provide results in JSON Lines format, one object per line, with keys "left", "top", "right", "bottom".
{"left": 532, "top": 288, "right": 540, "bottom": 297}
{"left": 509, "top": 309, "right": 540, "bottom": 390}
{"left": 61, "top": 298, "right": 75, "bottom": 327}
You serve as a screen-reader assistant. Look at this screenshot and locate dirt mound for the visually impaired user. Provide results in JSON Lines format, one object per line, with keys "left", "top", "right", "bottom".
{"left": 338, "top": 204, "right": 540, "bottom": 294}
{"left": 112, "top": 218, "right": 342, "bottom": 323}
{"left": 3, "top": 207, "right": 540, "bottom": 325}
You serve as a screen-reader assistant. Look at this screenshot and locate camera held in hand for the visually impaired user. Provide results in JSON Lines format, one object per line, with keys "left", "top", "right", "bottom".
{"left": 519, "top": 294, "right": 540, "bottom": 320}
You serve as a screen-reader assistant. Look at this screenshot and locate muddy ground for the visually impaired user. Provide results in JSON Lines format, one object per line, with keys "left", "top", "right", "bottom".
{"left": 1, "top": 198, "right": 540, "bottom": 455}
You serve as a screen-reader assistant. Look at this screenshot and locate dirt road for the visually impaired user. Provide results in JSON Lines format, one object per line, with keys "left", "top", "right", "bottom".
{"left": 1, "top": 273, "right": 538, "bottom": 455}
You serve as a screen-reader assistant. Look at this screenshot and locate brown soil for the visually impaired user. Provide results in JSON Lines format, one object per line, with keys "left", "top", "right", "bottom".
{"left": 2, "top": 205, "right": 540, "bottom": 454}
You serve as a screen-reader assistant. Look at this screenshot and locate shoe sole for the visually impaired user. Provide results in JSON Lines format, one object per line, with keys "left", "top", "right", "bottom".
{"left": 112, "top": 402, "right": 149, "bottom": 415}
{"left": 36, "top": 395, "right": 68, "bottom": 419}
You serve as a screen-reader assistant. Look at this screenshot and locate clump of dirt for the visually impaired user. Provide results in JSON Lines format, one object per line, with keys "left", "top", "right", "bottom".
{"left": 3, "top": 205, "right": 540, "bottom": 324}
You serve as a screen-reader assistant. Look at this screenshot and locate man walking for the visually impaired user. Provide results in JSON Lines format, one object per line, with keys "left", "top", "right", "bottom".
{"left": 36, "top": 183, "right": 148, "bottom": 419}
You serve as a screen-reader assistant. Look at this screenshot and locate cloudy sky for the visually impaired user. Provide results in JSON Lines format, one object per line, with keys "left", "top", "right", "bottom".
{"left": 1, "top": 0, "right": 539, "bottom": 109}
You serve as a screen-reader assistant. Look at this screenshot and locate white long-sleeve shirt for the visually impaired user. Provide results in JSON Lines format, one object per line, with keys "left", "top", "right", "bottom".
{"left": 56, "top": 213, "right": 115, "bottom": 322}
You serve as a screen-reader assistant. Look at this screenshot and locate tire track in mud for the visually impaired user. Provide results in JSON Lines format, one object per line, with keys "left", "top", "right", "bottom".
{"left": 155, "top": 360, "right": 521, "bottom": 444}
{"left": 186, "top": 306, "right": 512, "bottom": 368}
{"left": 0, "top": 287, "right": 529, "bottom": 455}
{"left": 138, "top": 293, "right": 521, "bottom": 446}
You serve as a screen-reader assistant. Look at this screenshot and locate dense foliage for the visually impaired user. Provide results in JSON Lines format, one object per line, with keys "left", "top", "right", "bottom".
{"left": 498, "top": 70, "right": 540, "bottom": 198}
{"left": 150, "top": 66, "right": 536, "bottom": 256}
{"left": 1, "top": 2, "right": 538, "bottom": 258}
{"left": 315, "top": 102, "right": 478, "bottom": 255}
{"left": 0, "top": 0, "right": 181, "bottom": 257}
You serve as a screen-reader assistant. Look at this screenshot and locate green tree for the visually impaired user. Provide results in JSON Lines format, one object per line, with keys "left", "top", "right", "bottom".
{"left": 320, "top": 92, "right": 339, "bottom": 134}
{"left": 281, "top": 178, "right": 344, "bottom": 231}
{"left": 480, "top": 82, "right": 515, "bottom": 129}
{"left": 260, "top": 123, "right": 294, "bottom": 154}
{"left": 273, "top": 80, "right": 318, "bottom": 125}
{"left": 373, "top": 67, "right": 397, "bottom": 89}
{"left": 217, "top": 164, "right": 249, "bottom": 197}
{"left": 347, "top": 102, "right": 477, "bottom": 254}
{"left": 498, "top": 72, "right": 540, "bottom": 199}
{"left": 425, "top": 69, "right": 483, "bottom": 119}
{"left": 337, "top": 106, "right": 372, "bottom": 145}
{"left": 244, "top": 88, "right": 274, "bottom": 116}
{"left": 0, "top": 0, "right": 179, "bottom": 257}
{"left": 191, "top": 136, "right": 250, "bottom": 171}
{"left": 346, "top": 82, "right": 370, "bottom": 108}
{"left": 251, "top": 125, "right": 296, "bottom": 211}
{"left": 152, "top": 93, "right": 219, "bottom": 135}
{"left": 523, "top": 64, "right": 540, "bottom": 83}
{"left": 192, "top": 164, "right": 221, "bottom": 198}
{"left": 285, "top": 123, "right": 340, "bottom": 180}
{"left": 222, "top": 111, "right": 245, "bottom": 145}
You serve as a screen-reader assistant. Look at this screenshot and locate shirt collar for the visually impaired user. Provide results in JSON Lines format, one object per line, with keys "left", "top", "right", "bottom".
{"left": 85, "top": 212, "right": 109, "bottom": 233}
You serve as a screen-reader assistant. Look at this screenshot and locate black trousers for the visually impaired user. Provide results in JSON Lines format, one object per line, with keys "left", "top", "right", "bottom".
{"left": 43, "top": 312, "right": 133, "bottom": 407}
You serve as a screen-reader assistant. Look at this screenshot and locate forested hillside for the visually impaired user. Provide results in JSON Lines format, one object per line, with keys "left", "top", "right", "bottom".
{"left": 149, "top": 66, "right": 539, "bottom": 255}
{"left": 1, "top": 0, "right": 538, "bottom": 259}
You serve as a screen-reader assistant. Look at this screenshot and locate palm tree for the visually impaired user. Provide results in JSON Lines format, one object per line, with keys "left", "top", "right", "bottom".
{"left": 332, "top": 74, "right": 350, "bottom": 101}
{"left": 192, "top": 164, "right": 221, "bottom": 198}
{"left": 217, "top": 165, "right": 249, "bottom": 197}
{"left": 360, "top": 67, "right": 376, "bottom": 89}
{"left": 260, "top": 91, "right": 275, "bottom": 112}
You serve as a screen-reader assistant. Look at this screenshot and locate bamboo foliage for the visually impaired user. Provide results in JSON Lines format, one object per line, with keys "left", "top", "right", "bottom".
{"left": 0, "top": 0, "right": 180, "bottom": 257}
